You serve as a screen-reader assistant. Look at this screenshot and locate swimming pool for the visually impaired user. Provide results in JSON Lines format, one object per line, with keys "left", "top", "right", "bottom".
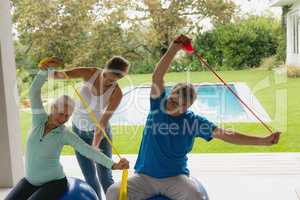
{"left": 110, "top": 83, "right": 270, "bottom": 125}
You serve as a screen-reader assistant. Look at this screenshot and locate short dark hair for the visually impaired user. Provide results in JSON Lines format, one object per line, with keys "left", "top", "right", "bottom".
{"left": 105, "top": 56, "right": 129, "bottom": 77}
{"left": 172, "top": 83, "right": 197, "bottom": 104}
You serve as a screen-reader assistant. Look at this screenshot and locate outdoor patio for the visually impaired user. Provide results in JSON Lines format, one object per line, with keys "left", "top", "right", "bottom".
{"left": 1, "top": 1, "right": 300, "bottom": 200}
{"left": 1, "top": 153, "right": 300, "bottom": 200}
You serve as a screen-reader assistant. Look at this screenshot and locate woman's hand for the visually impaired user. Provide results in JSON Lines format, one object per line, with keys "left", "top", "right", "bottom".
{"left": 38, "top": 57, "right": 64, "bottom": 70}
{"left": 112, "top": 158, "right": 130, "bottom": 170}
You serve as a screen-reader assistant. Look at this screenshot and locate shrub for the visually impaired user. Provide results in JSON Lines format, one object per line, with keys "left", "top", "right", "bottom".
{"left": 259, "top": 56, "right": 283, "bottom": 70}
{"left": 195, "top": 16, "right": 282, "bottom": 70}
{"left": 287, "top": 65, "right": 300, "bottom": 78}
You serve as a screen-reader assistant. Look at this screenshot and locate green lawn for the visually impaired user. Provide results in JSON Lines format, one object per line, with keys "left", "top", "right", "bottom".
{"left": 19, "top": 69, "right": 300, "bottom": 154}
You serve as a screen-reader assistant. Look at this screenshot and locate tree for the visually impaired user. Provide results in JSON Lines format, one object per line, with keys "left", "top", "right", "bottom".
{"left": 11, "top": 0, "right": 98, "bottom": 66}
{"left": 11, "top": 0, "right": 237, "bottom": 74}
{"left": 130, "top": 0, "right": 236, "bottom": 54}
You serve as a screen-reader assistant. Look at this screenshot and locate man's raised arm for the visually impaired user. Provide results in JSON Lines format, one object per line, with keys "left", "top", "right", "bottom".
{"left": 150, "top": 35, "right": 191, "bottom": 98}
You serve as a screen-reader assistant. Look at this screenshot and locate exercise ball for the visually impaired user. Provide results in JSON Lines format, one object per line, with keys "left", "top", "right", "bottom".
{"left": 147, "top": 177, "right": 209, "bottom": 200}
{"left": 147, "top": 196, "right": 171, "bottom": 200}
{"left": 59, "top": 177, "right": 98, "bottom": 200}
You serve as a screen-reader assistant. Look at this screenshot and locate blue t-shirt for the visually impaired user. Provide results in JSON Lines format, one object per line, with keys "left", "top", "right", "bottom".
{"left": 134, "top": 90, "right": 217, "bottom": 178}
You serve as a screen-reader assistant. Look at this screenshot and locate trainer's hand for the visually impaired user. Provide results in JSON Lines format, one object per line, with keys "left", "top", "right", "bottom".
{"left": 112, "top": 158, "right": 130, "bottom": 170}
{"left": 261, "top": 131, "right": 281, "bottom": 146}
{"left": 38, "top": 57, "right": 64, "bottom": 70}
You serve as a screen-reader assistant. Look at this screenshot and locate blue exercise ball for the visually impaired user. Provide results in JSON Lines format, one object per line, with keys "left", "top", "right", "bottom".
{"left": 59, "top": 177, "right": 98, "bottom": 200}
{"left": 147, "top": 196, "right": 171, "bottom": 200}
{"left": 147, "top": 177, "right": 209, "bottom": 200}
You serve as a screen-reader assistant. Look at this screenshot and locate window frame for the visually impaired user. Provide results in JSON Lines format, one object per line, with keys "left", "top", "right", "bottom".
{"left": 289, "top": 10, "right": 299, "bottom": 54}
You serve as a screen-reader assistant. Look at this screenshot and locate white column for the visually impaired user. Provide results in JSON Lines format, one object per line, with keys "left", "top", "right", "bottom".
{"left": 0, "top": 0, "right": 24, "bottom": 187}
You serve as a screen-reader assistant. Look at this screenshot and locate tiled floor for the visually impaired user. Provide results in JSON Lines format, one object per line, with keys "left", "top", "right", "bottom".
{"left": 1, "top": 153, "right": 300, "bottom": 200}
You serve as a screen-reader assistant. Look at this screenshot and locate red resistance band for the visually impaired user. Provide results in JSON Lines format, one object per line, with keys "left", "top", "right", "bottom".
{"left": 196, "top": 54, "right": 273, "bottom": 134}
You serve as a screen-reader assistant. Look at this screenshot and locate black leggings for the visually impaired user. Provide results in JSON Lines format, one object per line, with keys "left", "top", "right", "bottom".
{"left": 5, "top": 177, "right": 68, "bottom": 200}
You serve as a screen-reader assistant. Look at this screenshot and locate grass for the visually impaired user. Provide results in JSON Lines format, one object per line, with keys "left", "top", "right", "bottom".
{"left": 19, "top": 68, "right": 300, "bottom": 154}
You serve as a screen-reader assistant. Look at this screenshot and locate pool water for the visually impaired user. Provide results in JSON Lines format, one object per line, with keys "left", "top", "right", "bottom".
{"left": 184, "top": 84, "right": 248, "bottom": 123}
{"left": 110, "top": 83, "right": 270, "bottom": 125}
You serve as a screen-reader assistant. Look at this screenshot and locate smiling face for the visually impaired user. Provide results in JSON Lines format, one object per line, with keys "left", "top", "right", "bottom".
{"left": 50, "top": 95, "right": 75, "bottom": 126}
{"left": 166, "top": 83, "right": 197, "bottom": 116}
{"left": 103, "top": 56, "right": 129, "bottom": 87}
{"left": 102, "top": 68, "right": 128, "bottom": 87}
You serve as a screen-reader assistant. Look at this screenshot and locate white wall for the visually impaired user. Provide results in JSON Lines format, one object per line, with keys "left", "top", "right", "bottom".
{"left": 286, "top": 1, "right": 300, "bottom": 67}
{"left": 0, "top": 0, "right": 24, "bottom": 187}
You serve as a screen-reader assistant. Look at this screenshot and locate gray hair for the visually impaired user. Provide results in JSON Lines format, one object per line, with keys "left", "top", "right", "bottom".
{"left": 52, "top": 95, "right": 75, "bottom": 111}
